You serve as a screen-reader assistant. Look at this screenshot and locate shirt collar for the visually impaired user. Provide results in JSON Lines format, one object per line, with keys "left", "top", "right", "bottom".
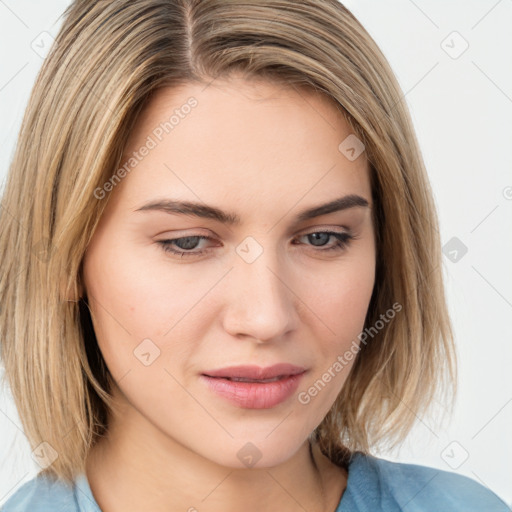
{"left": 74, "top": 473, "right": 102, "bottom": 512}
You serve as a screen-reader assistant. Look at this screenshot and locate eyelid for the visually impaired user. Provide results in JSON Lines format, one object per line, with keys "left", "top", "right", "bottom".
{"left": 299, "top": 225, "right": 351, "bottom": 235}
{"left": 156, "top": 225, "right": 351, "bottom": 242}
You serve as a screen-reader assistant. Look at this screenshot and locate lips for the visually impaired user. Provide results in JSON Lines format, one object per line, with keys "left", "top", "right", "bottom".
{"left": 202, "top": 363, "right": 306, "bottom": 381}
{"left": 200, "top": 364, "right": 307, "bottom": 409}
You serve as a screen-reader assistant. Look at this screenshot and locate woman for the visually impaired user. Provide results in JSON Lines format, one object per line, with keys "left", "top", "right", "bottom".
{"left": 0, "top": 1, "right": 508, "bottom": 510}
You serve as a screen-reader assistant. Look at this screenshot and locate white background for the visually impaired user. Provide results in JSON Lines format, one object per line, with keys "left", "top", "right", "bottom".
{"left": 0, "top": 0, "right": 511, "bottom": 507}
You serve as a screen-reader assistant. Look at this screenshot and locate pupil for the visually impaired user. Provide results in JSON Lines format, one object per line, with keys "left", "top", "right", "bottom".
{"left": 176, "top": 236, "right": 200, "bottom": 250}
{"left": 309, "top": 233, "right": 330, "bottom": 246}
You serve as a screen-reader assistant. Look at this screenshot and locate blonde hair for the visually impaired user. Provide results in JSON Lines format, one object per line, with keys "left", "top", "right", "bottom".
{"left": 0, "top": 0, "right": 456, "bottom": 482}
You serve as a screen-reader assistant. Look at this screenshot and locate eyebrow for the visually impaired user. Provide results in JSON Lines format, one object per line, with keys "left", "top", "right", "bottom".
{"left": 134, "top": 194, "right": 369, "bottom": 225}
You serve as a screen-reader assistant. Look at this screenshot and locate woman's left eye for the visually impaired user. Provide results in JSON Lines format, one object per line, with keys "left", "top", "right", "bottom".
{"left": 157, "top": 230, "right": 354, "bottom": 258}
{"left": 295, "top": 231, "right": 354, "bottom": 252}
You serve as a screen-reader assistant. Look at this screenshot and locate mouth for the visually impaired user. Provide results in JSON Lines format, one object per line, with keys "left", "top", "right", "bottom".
{"left": 208, "top": 375, "right": 291, "bottom": 383}
{"left": 200, "top": 364, "right": 307, "bottom": 409}
{"left": 202, "top": 363, "right": 307, "bottom": 381}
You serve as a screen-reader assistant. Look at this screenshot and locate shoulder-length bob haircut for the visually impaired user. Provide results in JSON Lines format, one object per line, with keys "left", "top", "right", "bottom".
{"left": 0, "top": 0, "right": 456, "bottom": 482}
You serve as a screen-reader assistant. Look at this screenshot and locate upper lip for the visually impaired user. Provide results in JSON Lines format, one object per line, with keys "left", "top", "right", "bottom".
{"left": 203, "top": 364, "right": 307, "bottom": 380}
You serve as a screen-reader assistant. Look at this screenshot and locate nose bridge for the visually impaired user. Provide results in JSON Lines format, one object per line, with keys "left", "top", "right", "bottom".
{"left": 222, "top": 237, "right": 297, "bottom": 341}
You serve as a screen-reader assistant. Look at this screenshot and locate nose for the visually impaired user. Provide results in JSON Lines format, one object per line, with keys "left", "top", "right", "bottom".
{"left": 221, "top": 245, "right": 299, "bottom": 343}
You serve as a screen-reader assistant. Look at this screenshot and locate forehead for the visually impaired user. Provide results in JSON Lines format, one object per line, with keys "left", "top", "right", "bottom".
{"left": 114, "top": 78, "right": 370, "bottom": 215}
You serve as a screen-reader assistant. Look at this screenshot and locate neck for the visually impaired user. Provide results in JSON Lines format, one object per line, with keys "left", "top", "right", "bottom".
{"left": 85, "top": 403, "right": 347, "bottom": 512}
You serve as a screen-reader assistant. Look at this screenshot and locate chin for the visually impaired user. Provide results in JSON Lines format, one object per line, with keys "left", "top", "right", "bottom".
{"left": 196, "top": 434, "right": 307, "bottom": 471}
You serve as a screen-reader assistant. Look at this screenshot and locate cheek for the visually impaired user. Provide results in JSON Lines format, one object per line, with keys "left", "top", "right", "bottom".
{"left": 300, "top": 249, "right": 376, "bottom": 346}
{"left": 81, "top": 238, "right": 209, "bottom": 381}
{"left": 293, "top": 255, "right": 375, "bottom": 416}
{"left": 329, "top": 269, "right": 374, "bottom": 336}
{"left": 293, "top": 242, "right": 375, "bottom": 403}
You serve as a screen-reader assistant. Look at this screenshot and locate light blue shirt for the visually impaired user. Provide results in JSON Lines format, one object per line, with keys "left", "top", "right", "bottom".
{"left": 1, "top": 452, "right": 509, "bottom": 511}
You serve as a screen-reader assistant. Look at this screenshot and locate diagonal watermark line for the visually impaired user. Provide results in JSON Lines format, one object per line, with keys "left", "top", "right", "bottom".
{"left": 470, "top": 470, "right": 511, "bottom": 508}
{"left": 265, "top": 266, "right": 336, "bottom": 335}
{"left": 164, "top": 164, "right": 204, "bottom": 203}
{"left": 378, "top": 62, "right": 439, "bottom": 125}
{"left": 85, "top": 293, "right": 132, "bottom": 336}
{"left": 64, "top": 65, "right": 117, "bottom": 115}
{"left": 0, "top": 201, "right": 30, "bottom": 235}
{"left": 470, "top": 204, "right": 499, "bottom": 233}
{"left": 400, "top": 61, "right": 440, "bottom": 100}
{"left": 407, "top": 0, "right": 439, "bottom": 29}
{"left": 388, "top": 389, "right": 440, "bottom": 439}
{"left": 265, "top": 410, "right": 294, "bottom": 438}
{"left": 63, "top": 422, "right": 78, "bottom": 439}
{"left": 116, "top": 368, "right": 132, "bottom": 385}
{"left": 163, "top": 267, "right": 234, "bottom": 336}
{"left": 0, "top": 62, "right": 29, "bottom": 92}
{"left": 0, "top": 1, "right": 29, "bottom": 28}
{"left": 471, "top": 265, "right": 512, "bottom": 308}
{"left": 471, "top": 396, "right": 512, "bottom": 439}
{"left": 163, "top": 368, "right": 234, "bottom": 438}
{"left": 200, "top": 75, "right": 217, "bottom": 94}
{"left": 200, "top": 469, "right": 234, "bottom": 502}
{"left": 51, "top": 10, "right": 66, "bottom": 29}
{"left": 470, "top": 470, "right": 490, "bottom": 488}
{"left": 265, "top": 471, "right": 309, "bottom": 512}
{"left": 0, "top": 472, "right": 30, "bottom": 503}
{"left": 4, "top": 262, "right": 29, "bottom": 286}
{"left": 163, "top": 163, "right": 236, "bottom": 236}
{"left": 400, "top": 472, "right": 439, "bottom": 508}
{"left": 293, "top": 85, "right": 336, "bottom": 130}
{"left": 75, "top": 482, "right": 103, "bottom": 511}
{"left": 472, "top": 61, "right": 512, "bottom": 105}
{"left": 266, "top": 163, "right": 337, "bottom": 234}
{"left": 0, "top": 407, "right": 25, "bottom": 434}
{"left": 471, "top": 0, "right": 504, "bottom": 30}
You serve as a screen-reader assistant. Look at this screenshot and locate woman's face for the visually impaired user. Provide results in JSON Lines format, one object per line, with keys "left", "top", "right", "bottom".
{"left": 82, "top": 78, "right": 375, "bottom": 468}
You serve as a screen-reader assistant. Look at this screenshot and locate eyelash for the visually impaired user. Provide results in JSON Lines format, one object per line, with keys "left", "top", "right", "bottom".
{"left": 157, "top": 230, "right": 355, "bottom": 258}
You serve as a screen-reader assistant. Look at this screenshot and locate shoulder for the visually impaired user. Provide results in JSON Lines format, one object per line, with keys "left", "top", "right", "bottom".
{"left": 343, "top": 451, "right": 509, "bottom": 511}
{"left": 1, "top": 473, "right": 79, "bottom": 512}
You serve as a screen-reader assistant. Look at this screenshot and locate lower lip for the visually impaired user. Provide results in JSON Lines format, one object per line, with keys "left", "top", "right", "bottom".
{"left": 200, "top": 372, "right": 305, "bottom": 409}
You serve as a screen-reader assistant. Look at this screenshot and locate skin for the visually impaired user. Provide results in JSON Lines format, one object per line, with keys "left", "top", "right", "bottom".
{"left": 82, "top": 77, "right": 376, "bottom": 512}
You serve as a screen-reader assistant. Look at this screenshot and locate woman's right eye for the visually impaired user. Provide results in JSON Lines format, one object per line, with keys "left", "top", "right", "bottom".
{"left": 157, "top": 236, "right": 214, "bottom": 258}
